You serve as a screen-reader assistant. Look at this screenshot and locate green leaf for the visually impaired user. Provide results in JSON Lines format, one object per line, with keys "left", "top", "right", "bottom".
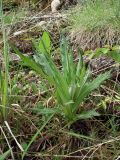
{"left": 33, "top": 107, "right": 59, "bottom": 115}
{"left": 95, "top": 47, "right": 109, "bottom": 57}
{"left": 0, "top": 150, "right": 11, "bottom": 160}
{"left": 85, "top": 71, "right": 111, "bottom": 93}
{"left": 39, "top": 32, "right": 51, "bottom": 54}
{"left": 73, "top": 71, "right": 111, "bottom": 112}
{"left": 76, "top": 49, "right": 83, "bottom": 77}
{"left": 61, "top": 130, "right": 95, "bottom": 141}
{"left": 10, "top": 44, "right": 46, "bottom": 77}
{"left": 76, "top": 110, "right": 100, "bottom": 120}
{"left": 107, "top": 49, "right": 120, "bottom": 63}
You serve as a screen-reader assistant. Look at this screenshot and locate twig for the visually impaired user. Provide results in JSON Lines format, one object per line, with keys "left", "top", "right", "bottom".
{"left": 0, "top": 125, "right": 15, "bottom": 160}
{"left": 4, "top": 121, "right": 24, "bottom": 152}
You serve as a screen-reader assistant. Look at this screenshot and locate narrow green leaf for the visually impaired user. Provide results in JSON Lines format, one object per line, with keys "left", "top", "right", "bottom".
{"left": 85, "top": 71, "right": 111, "bottom": 93}
{"left": 76, "top": 110, "right": 100, "bottom": 120}
{"left": 61, "top": 130, "right": 95, "bottom": 141}
{"left": 10, "top": 44, "right": 46, "bottom": 77}
{"left": 74, "top": 71, "right": 111, "bottom": 111}
{"left": 0, "top": 150, "right": 11, "bottom": 160}
{"left": 33, "top": 107, "right": 59, "bottom": 115}
{"left": 22, "top": 114, "right": 54, "bottom": 160}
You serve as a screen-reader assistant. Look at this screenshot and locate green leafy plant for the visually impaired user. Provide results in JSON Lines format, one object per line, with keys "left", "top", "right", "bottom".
{"left": 11, "top": 31, "right": 111, "bottom": 122}
{"left": 86, "top": 45, "right": 120, "bottom": 62}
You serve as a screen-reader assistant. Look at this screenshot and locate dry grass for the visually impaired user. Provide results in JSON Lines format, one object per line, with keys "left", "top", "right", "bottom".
{"left": 69, "top": 0, "right": 120, "bottom": 50}
{"left": 70, "top": 27, "right": 120, "bottom": 50}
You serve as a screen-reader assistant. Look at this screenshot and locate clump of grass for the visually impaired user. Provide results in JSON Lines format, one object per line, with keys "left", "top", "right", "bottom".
{"left": 69, "top": 0, "right": 120, "bottom": 49}
{"left": 71, "top": 0, "right": 120, "bottom": 31}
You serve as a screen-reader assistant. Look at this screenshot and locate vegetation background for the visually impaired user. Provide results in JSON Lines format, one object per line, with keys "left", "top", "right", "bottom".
{"left": 0, "top": 0, "right": 120, "bottom": 160}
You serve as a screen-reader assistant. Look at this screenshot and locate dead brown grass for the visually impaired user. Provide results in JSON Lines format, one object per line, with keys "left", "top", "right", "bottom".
{"left": 70, "top": 27, "right": 120, "bottom": 51}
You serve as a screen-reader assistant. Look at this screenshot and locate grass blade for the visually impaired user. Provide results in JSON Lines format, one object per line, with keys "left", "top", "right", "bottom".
{"left": 22, "top": 114, "right": 54, "bottom": 160}
{"left": 0, "top": 150, "right": 11, "bottom": 160}
{"left": 0, "top": 0, "right": 9, "bottom": 120}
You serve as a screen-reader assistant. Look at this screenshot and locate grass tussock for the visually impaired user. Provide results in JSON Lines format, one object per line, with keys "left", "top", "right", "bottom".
{"left": 69, "top": 0, "right": 120, "bottom": 49}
